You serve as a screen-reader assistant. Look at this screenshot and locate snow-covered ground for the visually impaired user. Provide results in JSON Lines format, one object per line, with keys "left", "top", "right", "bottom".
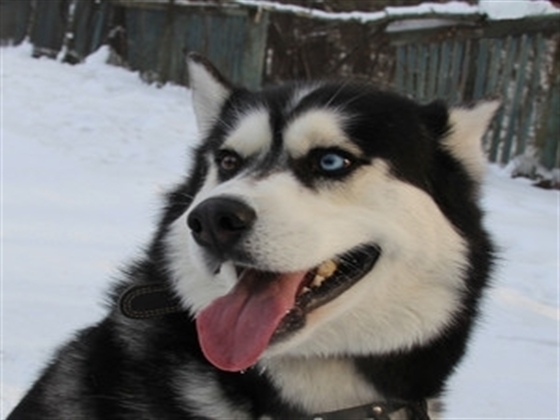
{"left": 1, "top": 43, "right": 558, "bottom": 419}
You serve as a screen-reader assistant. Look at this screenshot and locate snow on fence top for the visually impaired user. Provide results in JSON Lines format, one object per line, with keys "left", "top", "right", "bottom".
{"left": 232, "top": 0, "right": 559, "bottom": 23}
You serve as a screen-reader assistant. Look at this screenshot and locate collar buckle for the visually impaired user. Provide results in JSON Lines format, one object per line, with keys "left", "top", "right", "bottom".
{"left": 309, "top": 399, "right": 429, "bottom": 420}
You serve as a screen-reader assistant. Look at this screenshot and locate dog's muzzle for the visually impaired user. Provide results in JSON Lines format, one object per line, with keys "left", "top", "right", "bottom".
{"left": 187, "top": 196, "right": 256, "bottom": 259}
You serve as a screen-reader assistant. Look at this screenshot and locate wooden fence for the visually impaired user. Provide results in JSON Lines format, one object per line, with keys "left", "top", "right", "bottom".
{"left": 1, "top": 0, "right": 559, "bottom": 176}
{"left": 394, "top": 34, "right": 558, "bottom": 169}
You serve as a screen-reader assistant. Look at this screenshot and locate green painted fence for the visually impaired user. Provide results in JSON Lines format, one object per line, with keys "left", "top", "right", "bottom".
{"left": 394, "top": 33, "right": 559, "bottom": 171}
{"left": 119, "top": 2, "right": 268, "bottom": 89}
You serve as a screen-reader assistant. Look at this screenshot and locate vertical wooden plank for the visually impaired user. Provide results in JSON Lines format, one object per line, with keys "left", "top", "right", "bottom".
{"left": 0, "top": 0, "right": 33, "bottom": 45}
{"left": 30, "top": 0, "right": 70, "bottom": 58}
{"left": 416, "top": 44, "right": 428, "bottom": 101}
{"left": 517, "top": 33, "right": 545, "bottom": 157}
{"left": 67, "top": 0, "right": 112, "bottom": 63}
{"left": 448, "top": 39, "right": 464, "bottom": 105}
{"left": 489, "top": 36, "right": 518, "bottom": 163}
{"left": 457, "top": 39, "right": 472, "bottom": 103}
{"left": 485, "top": 38, "right": 503, "bottom": 96}
{"left": 536, "top": 37, "right": 560, "bottom": 170}
{"left": 406, "top": 43, "right": 416, "bottom": 98}
{"left": 437, "top": 40, "right": 451, "bottom": 99}
{"left": 242, "top": 10, "right": 269, "bottom": 89}
{"left": 473, "top": 38, "right": 490, "bottom": 100}
{"left": 540, "top": 85, "right": 560, "bottom": 170}
{"left": 426, "top": 43, "right": 439, "bottom": 101}
{"left": 395, "top": 45, "right": 406, "bottom": 95}
{"left": 481, "top": 38, "right": 503, "bottom": 151}
{"left": 501, "top": 34, "right": 531, "bottom": 164}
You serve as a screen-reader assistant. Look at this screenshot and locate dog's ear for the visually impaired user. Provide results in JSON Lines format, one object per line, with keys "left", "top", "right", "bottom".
{"left": 445, "top": 101, "right": 500, "bottom": 181}
{"left": 187, "top": 53, "right": 233, "bottom": 135}
{"left": 422, "top": 100, "right": 499, "bottom": 181}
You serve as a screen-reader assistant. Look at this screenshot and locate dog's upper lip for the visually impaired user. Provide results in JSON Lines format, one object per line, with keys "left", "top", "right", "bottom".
{"left": 196, "top": 243, "right": 381, "bottom": 372}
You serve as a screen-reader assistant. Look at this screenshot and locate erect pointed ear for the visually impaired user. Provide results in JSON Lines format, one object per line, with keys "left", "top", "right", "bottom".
{"left": 444, "top": 101, "right": 500, "bottom": 181}
{"left": 186, "top": 53, "right": 233, "bottom": 135}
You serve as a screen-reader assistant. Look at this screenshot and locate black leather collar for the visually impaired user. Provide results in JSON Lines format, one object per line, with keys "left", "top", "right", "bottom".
{"left": 305, "top": 399, "right": 430, "bottom": 420}
{"left": 119, "top": 285, "right": 430, "bottom": 420}
{"left": 119, "top": 284, "right": 183, "bottom": 319}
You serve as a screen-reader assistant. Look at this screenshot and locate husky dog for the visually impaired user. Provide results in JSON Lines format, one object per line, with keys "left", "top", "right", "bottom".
{"left": 8, "top": 54, "right": 497, "bottom": 420}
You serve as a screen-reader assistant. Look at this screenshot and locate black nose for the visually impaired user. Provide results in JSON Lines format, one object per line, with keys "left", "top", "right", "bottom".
{"left": 187, "top": 197, "right": 256, "bottom": 257}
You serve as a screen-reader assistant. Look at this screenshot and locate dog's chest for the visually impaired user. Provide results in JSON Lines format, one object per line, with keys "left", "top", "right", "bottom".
{"left": 261, "top": 357, "right": 381, "bottom": 414}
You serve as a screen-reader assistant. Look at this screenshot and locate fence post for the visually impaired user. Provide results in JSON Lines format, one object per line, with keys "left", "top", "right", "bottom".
{"left": 0, "top": 0, "right": 33, "bottom": 45}
{"left": 535, "top": 36, "right": 560, "bottom": 171}
{"left": 65, "top": 0, "right": 112, "bottom": 63}
{"left": 30, "top": 0, "right": 70, "bottom": 58}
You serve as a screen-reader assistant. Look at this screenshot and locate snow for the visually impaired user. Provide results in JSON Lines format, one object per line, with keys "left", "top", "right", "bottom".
{"left": 233, "top": 0, "right": 559, "bottom": 22}
{"left": 1, "top": 43, "right": 559, "bottom": 419}
{"left": 479, "top": 0, "right": 560, "bottom": 20}
{"left": 233, "top": 0, "right": 477, "bottom": 22}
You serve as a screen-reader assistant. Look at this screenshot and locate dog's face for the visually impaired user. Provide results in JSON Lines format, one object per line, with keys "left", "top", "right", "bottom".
{"left": 165, "top": 54, "right": 498, "bottom": 372}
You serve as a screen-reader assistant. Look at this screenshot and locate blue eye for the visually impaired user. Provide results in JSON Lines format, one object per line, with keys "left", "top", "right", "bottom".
{"left": 319, "top": 152, "right": 350, "bottom": 172}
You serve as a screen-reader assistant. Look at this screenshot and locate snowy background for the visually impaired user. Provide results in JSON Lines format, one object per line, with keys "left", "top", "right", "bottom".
{"left": 1, "top": 43, "right": 558, "bottom": 419}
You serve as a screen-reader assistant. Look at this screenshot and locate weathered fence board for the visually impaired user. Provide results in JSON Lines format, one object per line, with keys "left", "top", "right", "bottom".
{"left": 0, "top": 0, "right": 32, "bottom": 45}
{"left": 30, "top": 0, "right": 70, "bottom": 58}
{"left": 66, "top": 0, "right": 113, "bottom": 63}
{"left": 395, "top": 31, "right": 559, "bottom": 169}
{"left": 118, "top": 2, "right": 268, "bottom": 89}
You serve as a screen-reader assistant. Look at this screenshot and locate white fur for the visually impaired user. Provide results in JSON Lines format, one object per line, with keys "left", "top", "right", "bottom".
{"left": 222, "top": 108, "right": 273, "bottom": 158}
{"left": 260, "top": 357, "right": 380, "bottom": 414}
{"left": 284, "top": 109, "right": 361, "bottom": 158}
{"left": 284, "top": 83, "right": 323, "bottom": 114}
{"left": 167, "top": 155, "right": 467, "bottom": 355}
{"left": 187, "top": 57, "right": 231, "bottom": 135}
{"left": 175, "top": 362, "right": 251, "bottom": 418}
{"left": 447, "top": 101, "right": 500, "bottom": 181}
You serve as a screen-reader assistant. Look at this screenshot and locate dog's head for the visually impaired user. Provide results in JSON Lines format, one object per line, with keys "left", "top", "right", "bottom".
{"left": 164, "top": 54, "right": 497, "bottom": 372}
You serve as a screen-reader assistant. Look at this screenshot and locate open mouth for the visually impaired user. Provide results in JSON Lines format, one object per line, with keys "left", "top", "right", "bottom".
{"left": 196, "top": 244, "right": 381, "bottom": 372}
{"left": 272, "top": 244, "right": 381, "bottom": 341}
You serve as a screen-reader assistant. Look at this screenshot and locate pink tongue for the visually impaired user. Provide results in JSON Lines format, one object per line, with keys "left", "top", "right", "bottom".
{"left": 196, "top": 270, "right": 307, "bottom": 372}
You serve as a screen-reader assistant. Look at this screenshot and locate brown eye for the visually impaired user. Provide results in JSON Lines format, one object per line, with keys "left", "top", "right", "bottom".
{"left": 216, "top": 150, "right": 242, "bottom": 173}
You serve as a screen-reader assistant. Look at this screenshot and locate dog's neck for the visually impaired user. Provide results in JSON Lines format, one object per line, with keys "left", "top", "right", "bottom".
{"left": 260, "top": 356, "right": 381, "bottom": 414}
{"left": 261, "top": 356, "right": 430, "bottom": 420}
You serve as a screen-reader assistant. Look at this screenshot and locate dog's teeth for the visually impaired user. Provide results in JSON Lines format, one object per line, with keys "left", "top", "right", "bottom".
{"left": 301, "top": 286, "right": 311, "bottom": 294}
{"left": 316, "top": 259, "right": 337, "bottom": 278}
{"left": 310, "top": 275, "right": 326, "bottom": 288}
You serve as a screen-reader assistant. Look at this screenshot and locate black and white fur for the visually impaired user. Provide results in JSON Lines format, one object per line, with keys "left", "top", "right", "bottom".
{"left": 8, "top": 54, "right": 497, "bottom": 420}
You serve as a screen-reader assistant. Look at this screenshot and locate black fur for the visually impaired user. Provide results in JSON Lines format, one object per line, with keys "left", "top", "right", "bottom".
{"left": 8, "top": 79, "right": 493, "bottom": 419}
